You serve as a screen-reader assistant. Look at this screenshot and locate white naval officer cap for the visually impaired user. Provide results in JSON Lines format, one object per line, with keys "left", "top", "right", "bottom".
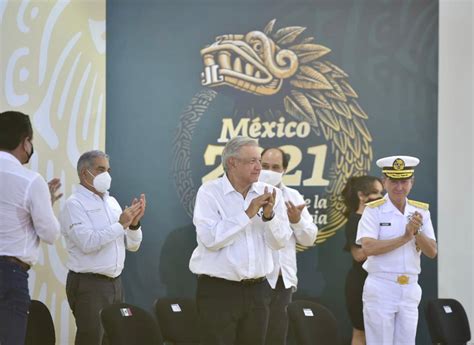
{"left": 376, "top": 155, "right": 420, "bottom": 179}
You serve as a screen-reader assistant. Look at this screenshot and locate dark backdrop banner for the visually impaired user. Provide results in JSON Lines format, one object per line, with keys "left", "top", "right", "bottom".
{"left": 107, "top": 0, "right": 438, "bottom": 343}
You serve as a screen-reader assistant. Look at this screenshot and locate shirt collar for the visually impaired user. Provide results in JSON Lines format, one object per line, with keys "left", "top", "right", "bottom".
{"left": 222, "top": 174, "right": 258, "bottom": 196}
{"left": 76, "top": 183, "right": 109, "bottom": 201}
{"left": 249, "top": 182, "right": 258, "bottom": 194}
{"left": 381, "top": 194, "right": 408, "bottom": 215}
{"left": 404, "top": 201, "right": 418, "bottom": 216}
{"left": 0, "top": 151, "right": 22, "bottom": 166}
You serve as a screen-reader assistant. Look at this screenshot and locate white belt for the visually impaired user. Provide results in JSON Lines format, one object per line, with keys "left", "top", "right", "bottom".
{"left": 370, "top": 272, "right": 418, "bottom": 285}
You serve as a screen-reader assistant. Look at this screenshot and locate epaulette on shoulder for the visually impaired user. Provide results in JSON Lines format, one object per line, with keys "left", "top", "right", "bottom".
{"left": 408, "top": 199, "right": 429, "bottom": 210}
{"left": 365, "top": 198, "right": 386, "bottom": 208}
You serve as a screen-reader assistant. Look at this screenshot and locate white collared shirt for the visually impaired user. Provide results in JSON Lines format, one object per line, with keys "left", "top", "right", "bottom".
{"left": 0, "top": 152, "right": 60, "bottom": 265}
{"left": 267, "top": 184, "right": 318, "bottom": 289}
{"left": 356, "top": 194, "right": 436, "bottom": 275}
{"left": 189, "top": 175, "right": 292, "bottom": 281}
{"left": 60, "top": 184, "right": 142, "bottom": 278}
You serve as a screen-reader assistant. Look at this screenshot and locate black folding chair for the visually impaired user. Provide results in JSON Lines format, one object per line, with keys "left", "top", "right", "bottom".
{"left": 287, "top": 300, "right": 339, "bottom": 345}
{"left": 425, "top": 298, "right": 471, "bottom": 344}
{"left": 154, "top": 298, "right": 199, "bottom": 345}
{"left": 24, "top": 300, "right": 55, "bottom": 345}
{"left": 100, "top": 302, "right": 163, "bottom": 345}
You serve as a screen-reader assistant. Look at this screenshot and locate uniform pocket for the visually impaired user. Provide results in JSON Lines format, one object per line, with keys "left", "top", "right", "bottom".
{"left": 362, "top": 276, "right": 377, "bottom": 301}
{"left": 407, "top": 283, "right": 422, "bottom": 304}
{"left": 379, "top": 225, "right": 397, "bottom": 239}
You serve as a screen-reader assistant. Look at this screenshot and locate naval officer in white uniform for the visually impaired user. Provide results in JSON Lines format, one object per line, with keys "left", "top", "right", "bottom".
{"left": 356, "top": 155, "right": 437, "bottom": 345}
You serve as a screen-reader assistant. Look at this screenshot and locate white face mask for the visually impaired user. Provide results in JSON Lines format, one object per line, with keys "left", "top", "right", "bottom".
{"left": 88, "top": 170, "right": 112, "bottom": 193}
{"left": 259, "top": 169, "right": 283, "bottom": 186}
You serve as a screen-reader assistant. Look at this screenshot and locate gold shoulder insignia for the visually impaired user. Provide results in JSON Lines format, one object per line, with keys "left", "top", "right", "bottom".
{"left": 365, "top": 198, "right": 386, "bottom": 208}
{"left": 408, "top": 199, "right": 429, "bottom": 210}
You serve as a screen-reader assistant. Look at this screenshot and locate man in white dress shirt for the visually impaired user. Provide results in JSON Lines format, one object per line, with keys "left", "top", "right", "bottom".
{"left": 189, "top": 136, "right": 292, "bottom": 345}
{"left": 60, "top": 150, "right": 146, "bottom": 345}
{"left": 0, "top": 111, "right": 62, "bottom": 345}
{"left": 259, "top": 147, "right": 318, "bottom": 345}
{"left": 356, "top": 155, "right": 437, "bottom": 345}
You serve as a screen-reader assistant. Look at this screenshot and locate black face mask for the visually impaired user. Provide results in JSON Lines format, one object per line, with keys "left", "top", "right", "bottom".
{"left": 24, "top": 139, "right": 34, "bottom": 164}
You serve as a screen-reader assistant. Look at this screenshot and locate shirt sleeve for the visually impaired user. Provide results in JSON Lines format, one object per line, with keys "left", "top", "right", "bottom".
{"left": 263, "top": 190, "right": 292, "bottom": 250}
{"left": 421, "top": 209, "right": 436, "bottom": 241}
{"left": 60, "top": 199, "right": 125, "bottom": 254}
{"left": 193, "top": 187, "right": 250, "bottom": 251}
{"left": 356, "top": 207, "right": 379, "bottom": 245}
{"left": 289, "top": 193, "right": 317, "bottom": 246}
{"left": 27, "top": 176, "right": 60, "bottom": 244}
{"left": 125, "top": 228, "right": 143, "bottom": 252}
{"left": 109, "top": 196, "right": 143, "bottom": 252}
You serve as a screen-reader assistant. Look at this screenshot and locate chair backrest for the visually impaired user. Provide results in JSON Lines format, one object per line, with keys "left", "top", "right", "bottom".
{"left": 425, "top": 298, "right": 471, "bottom": 344}
{"left": 25, "top": 300, "right": 55, "bottom": 345}
{"left": 287, "top": 300, "right": 339, "bottom": 345}
{"left": 100, "top": 302, "right": 163, "bottom": 345}
{"left": 154, "top": 298, "right": 200, "bottom": 345}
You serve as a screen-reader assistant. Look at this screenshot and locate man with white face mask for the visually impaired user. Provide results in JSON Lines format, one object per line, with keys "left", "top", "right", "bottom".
{"left": 259, "top": 147, "right": 318, "bottom": 345}
{"left": 60, "top": 150, "right": 146, "bottom": 345}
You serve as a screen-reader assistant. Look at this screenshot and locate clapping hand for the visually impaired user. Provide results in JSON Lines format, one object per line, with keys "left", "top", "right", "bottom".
{"left": 262, "top": 187, "right": 276, "bottom": 219}
{"left": 130, "top": 194, "right": 146, "bottom": 227}
{"left": 286, "top": 201, "right": 306, "bottom": 224}
{"left": 245, "top": 187, "right": 276, "bottom": 219}
{"left": 405, "top": 211, "right": 423, "bottom": 238}
{"left": 119, "top": 201, "right": 142, "bottom": 229}
{"left": 48, "top": 178, "right": 63, "bottom": 205}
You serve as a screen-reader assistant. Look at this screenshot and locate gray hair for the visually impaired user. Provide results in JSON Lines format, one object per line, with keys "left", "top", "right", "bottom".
{"left": 221, "top": 136, "right": 258, "bottom": 171}
{"left": 76, "top": 150, "right": 109, "bottom": 176}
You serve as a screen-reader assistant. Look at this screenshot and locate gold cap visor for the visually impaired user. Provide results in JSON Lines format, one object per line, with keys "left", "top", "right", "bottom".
{"left": 383, "top": 169, "right": 414, "bottom": 179}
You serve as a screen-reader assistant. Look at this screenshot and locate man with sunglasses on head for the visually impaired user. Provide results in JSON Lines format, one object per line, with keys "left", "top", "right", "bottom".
{"left": 0, "top": 110, "right": 62, "bottom": 345}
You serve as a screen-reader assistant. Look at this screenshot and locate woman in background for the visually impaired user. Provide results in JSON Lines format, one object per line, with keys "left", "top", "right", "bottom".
{"left": 342, "top": 176, "right": 383, "bottom": 345}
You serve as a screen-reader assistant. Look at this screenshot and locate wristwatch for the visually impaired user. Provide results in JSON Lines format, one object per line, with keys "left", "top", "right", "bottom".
{"left": 262, "top": 212, "right": 274, "bottom": 222}
{"left": 129, "top": 222, "right": 141, "bottom": 230}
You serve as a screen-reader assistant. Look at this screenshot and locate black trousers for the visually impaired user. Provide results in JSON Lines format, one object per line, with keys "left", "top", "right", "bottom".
{"left": 265, "top": 276, "right": 293, "bottom": 345}
{"left": 66, "top": 271, "right": 124, "bottom": 345}
{"left": 196, "top": 275, "right": 271, "bottom": 345}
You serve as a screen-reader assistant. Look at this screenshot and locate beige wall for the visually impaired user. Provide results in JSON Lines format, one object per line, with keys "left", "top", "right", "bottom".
{"left": 0, "top": 1, "right": 105, "bottom": 343}
{"left": 439, "top": 0, "right": 474, "bottom": 340}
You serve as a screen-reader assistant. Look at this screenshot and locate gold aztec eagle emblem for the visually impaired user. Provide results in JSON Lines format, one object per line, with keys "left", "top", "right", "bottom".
{"left": 393, "top": 158, "right": 405, "bottom": 170}
{"left": 174, "top": 19, "right": 373, "bottom": 244}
